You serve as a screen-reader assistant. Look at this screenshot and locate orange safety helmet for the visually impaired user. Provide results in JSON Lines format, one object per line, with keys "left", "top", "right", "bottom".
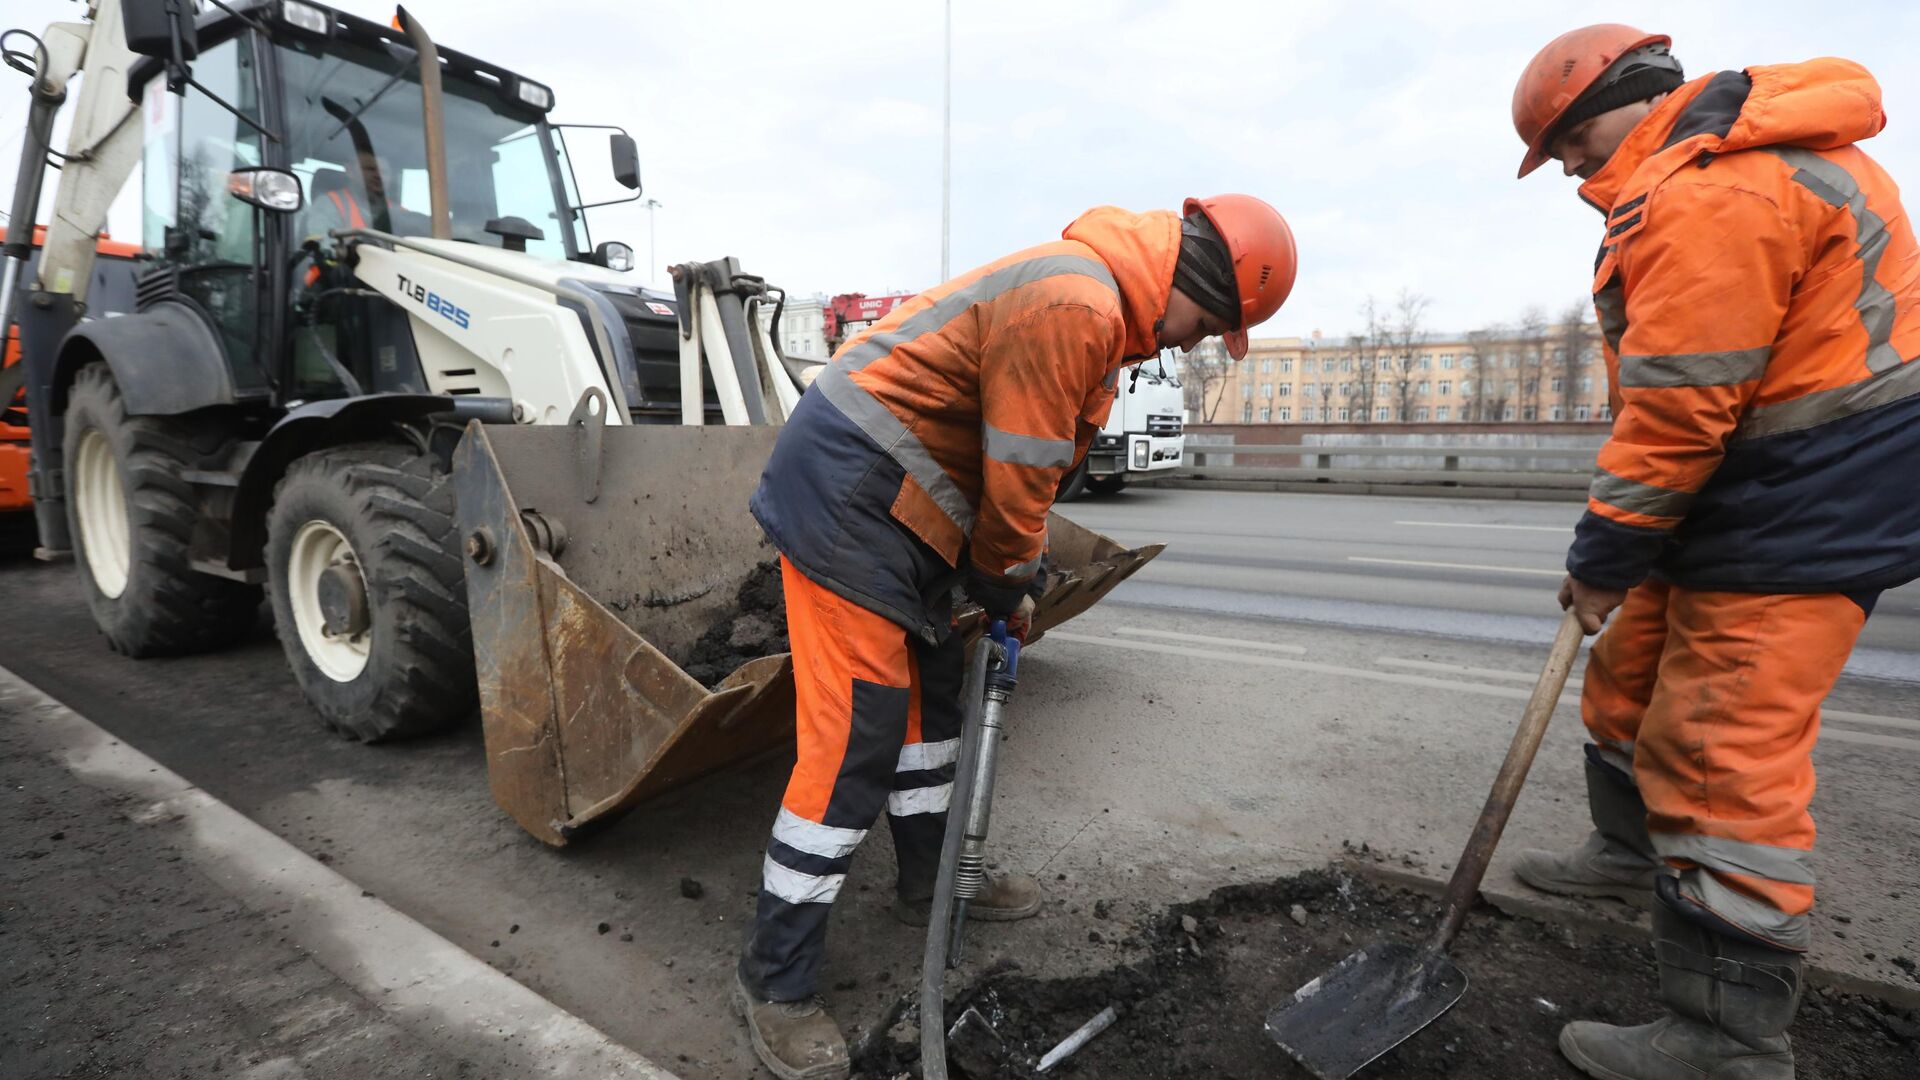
{"left": 1512, "top": 24, "right": 1673, "bottom": 178}
{"left": 1183, "top": 194, "right": 1297, "bottom": 360}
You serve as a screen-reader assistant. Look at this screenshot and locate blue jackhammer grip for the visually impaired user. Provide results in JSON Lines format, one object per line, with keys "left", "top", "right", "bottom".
{"left": 989, "top": 619, "right": 1021, "bottom": 680}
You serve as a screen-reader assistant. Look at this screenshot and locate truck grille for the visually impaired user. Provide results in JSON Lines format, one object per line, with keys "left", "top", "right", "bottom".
{"left": 1147, "top": 414, "right": 1183, "bottom": 437}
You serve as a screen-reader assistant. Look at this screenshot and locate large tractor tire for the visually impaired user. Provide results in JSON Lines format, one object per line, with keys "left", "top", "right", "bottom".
{"left": 265, "top": 442, "right": 475, "bottom": 741}
{"left": 61, "top": 363, "right": 259, "bottom": 654}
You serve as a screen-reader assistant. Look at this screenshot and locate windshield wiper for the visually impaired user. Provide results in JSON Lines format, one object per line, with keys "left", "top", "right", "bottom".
{"left": 321, "top": 43, "right": 419, "bottom": 141}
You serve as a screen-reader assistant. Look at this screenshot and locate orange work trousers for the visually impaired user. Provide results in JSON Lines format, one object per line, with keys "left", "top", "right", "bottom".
{"left": 739, "top": 557, "right": 964, "bottom": 1000}
{"left": 1582, "top": 579, "right": 1869, "bottom": 950}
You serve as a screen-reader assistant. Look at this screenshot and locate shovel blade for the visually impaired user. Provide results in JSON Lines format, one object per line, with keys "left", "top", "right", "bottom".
{"left": 1265, "top": 941, "right": 1467, "bottom": 1080}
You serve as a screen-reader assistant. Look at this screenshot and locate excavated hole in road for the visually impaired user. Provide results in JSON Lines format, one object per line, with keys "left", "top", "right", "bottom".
{"left": 852, "top": 868, "right": 1918, "bottom": 1079}
{"left": 681, "top": 561, "right": 789, "bottom": 688}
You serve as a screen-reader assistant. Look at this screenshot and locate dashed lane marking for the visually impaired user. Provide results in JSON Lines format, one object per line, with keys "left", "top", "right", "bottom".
{"left": 1346, "top": 556, "right": 1565, "bottom": 577}
{"left": 1044, "top": 632, "right": 1920, "bottom": 754}
{"left": 1394, "top": 520, "right": 1573, "bottom": 533}
{"left": 1112, "top": 627, "right": 1308, "bottom": 654}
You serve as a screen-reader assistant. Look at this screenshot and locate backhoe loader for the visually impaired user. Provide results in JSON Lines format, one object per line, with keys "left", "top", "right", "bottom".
{"left": 1, "top": 0, "right": 1161, "bottom": 846}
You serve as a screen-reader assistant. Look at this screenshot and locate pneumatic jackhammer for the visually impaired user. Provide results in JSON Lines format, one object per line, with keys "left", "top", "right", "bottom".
{"left": 918, "top": 620, "right": 1021, "bottom": 1080}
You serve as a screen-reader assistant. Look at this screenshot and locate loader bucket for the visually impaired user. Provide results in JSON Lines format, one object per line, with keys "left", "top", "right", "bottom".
{"left": 453, "top": 419, "right": 1163, "bottom": 847}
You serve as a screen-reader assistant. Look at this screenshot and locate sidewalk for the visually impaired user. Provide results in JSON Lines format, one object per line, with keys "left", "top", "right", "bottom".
{"left": 0, "top": 671, "right": 673, "bottom": 1080}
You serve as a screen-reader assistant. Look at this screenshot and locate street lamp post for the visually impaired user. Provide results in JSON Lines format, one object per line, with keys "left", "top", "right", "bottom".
{"left": 941, "top": 0, "right": 951, "bottom": 283}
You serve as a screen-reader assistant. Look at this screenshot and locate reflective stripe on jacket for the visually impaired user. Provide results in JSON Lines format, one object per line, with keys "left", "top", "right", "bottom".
{"left": 1570, "top": 59, "right": 1920, "bottom": 593}
{"left": 752, "top": 206, "right": 1177, "bottom": 637}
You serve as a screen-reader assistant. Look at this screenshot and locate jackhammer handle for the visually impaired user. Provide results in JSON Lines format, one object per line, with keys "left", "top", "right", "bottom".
{"left": 989, "top": 619, "right": 1021, "bottom": 679}
{"left": 1429, "top": 611, "right": 1585, "bottom": 952}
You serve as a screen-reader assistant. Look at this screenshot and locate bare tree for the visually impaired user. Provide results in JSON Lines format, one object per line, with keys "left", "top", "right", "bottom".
{"left": 1176, "top": 340, "right": 1234, "bottom": 422}
{"left": 1556, "top": 299, "right": 1595, "bottom": 418}
{"left": 1345, "top": 298, "right": 1386, "bottom": 423}
{"left": 1463, "top": 326, "right": 1500, "bottom": 422}
{"left": 1386, "top": 288, "right": 1431, "bottom": 422}
{"left": 1516, "top": 306, "right": 1549, "bottom": 421}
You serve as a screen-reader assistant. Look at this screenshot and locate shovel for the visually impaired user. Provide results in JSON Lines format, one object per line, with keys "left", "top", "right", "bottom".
{"left": 1266, "top": 611, "right": 1586, "bottom": 1079}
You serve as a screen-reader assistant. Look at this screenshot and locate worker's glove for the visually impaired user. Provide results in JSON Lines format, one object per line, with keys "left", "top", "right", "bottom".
{"left": 964, "top": 571, "right": 1030, "bottom": 627}
{"left": 1006, "top": 593, "right": 1037, "bottom": 643}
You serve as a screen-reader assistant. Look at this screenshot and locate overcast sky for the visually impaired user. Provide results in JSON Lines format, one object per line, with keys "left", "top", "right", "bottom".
{"left": 8, "top": 0, "right": 1920, "bottom": 338}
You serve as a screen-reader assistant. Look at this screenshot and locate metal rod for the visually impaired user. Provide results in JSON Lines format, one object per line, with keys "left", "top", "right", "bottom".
{"left": 940, "top": 0, "right": 951, "bottom": 282}
{"left": 395, "top": 7, "right": 451, "bottom": 241}
{"left": 1037, "top": 1004, "right": 1119, "bottom": 1072}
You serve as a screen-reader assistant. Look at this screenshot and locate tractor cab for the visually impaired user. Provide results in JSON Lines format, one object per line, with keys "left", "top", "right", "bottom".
{"left": 125, "top": 0, "right": 642, "bottom": 406}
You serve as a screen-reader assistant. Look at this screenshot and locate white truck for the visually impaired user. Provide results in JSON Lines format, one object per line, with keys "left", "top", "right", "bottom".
{"left": 1058, "top": 361, "right": 1185, "bottom": 498}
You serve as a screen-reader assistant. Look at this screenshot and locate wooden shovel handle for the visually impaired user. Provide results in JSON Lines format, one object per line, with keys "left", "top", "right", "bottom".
{"left": 1428, "top": 611, "right": 1586, "bottom": 953}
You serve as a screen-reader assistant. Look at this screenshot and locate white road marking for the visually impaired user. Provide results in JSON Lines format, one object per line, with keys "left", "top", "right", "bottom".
{"left": 1381, "top": 656, "right": 1585, "bottom": 691}
{"left": 1113, "top": 627, "right": 1308, "bottom": 654}
{"left": 1044, "top": 632, "right": 1920, "bottom": 754}
{"left": 1348, "top": 556, "right": 1565, "bottom": 577}
{"left": 0, "top": 665, "right": 678, "bottom": 1080}
{"left": 1395, "top": 520, "right": 1573, "bottom": 533}
{"left": 1380, "top": 659, "right": 1918, "bottom": 734}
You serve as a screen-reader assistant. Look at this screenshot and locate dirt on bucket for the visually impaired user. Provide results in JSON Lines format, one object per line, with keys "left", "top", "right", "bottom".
{"left": 851, "top": 869, "right": 1918, "bottom": 1079}
{"left": 680, "top": 561, "right": 789, "bottom": 688}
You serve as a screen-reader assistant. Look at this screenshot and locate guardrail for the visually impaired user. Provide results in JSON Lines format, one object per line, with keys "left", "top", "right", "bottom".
{"left": 1153, "top": 440, "right": 1603, "bottom": 501}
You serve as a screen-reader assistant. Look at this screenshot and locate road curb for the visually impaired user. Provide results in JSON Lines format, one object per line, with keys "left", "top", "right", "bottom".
{"left": 1345, "top": 859, "right": 1920, "bottom": 1011}
{"left": 0, "top": 663, "right": 682, "bottom": 1080}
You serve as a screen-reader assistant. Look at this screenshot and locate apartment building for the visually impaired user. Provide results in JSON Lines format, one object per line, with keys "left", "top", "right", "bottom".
{"left": 1184, "top": 326, "right": 1611, "bottom": 425}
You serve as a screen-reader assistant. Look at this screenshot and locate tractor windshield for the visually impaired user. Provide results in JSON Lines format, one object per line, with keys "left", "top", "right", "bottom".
{"left": 277, "top": 35, "right": 581, "bottom": 260}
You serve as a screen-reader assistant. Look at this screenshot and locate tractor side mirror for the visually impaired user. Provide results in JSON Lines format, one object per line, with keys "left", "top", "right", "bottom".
{"left": 610, "top": 133, "right": 641, "bottom": 192}
{"left": 228, "top": 167, "right": 304, "bottom": 213}
{"left": 122, "top": 0, "right": 198, "bottom": 61}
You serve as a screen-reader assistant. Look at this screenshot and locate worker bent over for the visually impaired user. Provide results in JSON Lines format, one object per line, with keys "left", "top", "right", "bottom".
{"left": 1513, "top": 24, "right": 1920, "bottom": 1080}
{"left": 736, "top": 197, "right": 1297, "bottom": 1078}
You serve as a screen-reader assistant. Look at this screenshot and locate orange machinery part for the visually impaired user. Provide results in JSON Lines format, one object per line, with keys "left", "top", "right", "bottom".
{"left": 2, "top": 227, "right": 145, "bottom": 512}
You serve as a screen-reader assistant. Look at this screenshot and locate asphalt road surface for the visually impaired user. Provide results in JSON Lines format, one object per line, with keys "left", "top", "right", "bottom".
{"left": 3, "top": 488, "right": 1915, "bottom": 1078}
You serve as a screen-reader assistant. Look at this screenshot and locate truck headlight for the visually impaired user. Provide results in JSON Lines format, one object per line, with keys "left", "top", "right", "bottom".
{"left": 1131, "top": 438, "right": 1150, "bottom": 470}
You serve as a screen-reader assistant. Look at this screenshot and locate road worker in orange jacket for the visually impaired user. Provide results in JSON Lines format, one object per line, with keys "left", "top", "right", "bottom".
{"left": 1512, "top": 24, "right": 1920, "bottom": 1080}
{"left": 735, "top": 197, "right": 1296, "bottom": 1079}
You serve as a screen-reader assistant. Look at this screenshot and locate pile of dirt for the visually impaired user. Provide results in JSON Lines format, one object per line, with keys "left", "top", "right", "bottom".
{"left": 853, "top": 869, "right": 1919, "bottom": 1079}
{"left": 682, "top": 561, "right": 788, "bottom": 687}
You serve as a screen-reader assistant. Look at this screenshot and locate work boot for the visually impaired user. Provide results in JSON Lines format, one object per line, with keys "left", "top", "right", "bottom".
{"left": 1559, "top": 901, "right": 1802, "bottom": 1080}
{"left": 1516, "top": 749, "right": 1661, "bottom": 907}
{"left": 732, "top": 970, "right": 850, "bottom": 1080}
{"left": 892, "top": 872, "right": 1043, "bottom": 927}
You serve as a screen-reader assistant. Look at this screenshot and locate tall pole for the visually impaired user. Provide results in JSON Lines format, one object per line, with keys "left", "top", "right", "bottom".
{"left": 643, "top": 198, "right": 661, "bottom": 280}
{"left": 941, "top": 0, "right": 951, "bottom": 282}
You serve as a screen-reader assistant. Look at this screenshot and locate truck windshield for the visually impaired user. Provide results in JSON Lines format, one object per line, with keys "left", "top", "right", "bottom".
{"left": 277, "top": 35, "right": 580, "bottom": 259}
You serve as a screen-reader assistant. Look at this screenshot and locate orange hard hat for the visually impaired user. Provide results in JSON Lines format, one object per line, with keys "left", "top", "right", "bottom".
{"left": 1183, "top": 194, "right": 1297, "bottom": 360}
{"left": 1512, "top": 24, "right": 1673, "bottom": 178}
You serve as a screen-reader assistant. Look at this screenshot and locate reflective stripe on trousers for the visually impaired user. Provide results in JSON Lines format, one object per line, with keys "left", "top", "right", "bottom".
{"left": 1578, "top": 580, "right": 1865, "bottom": 950}
{"left": 740, "top": 558, "right": 966, "bottom": 1000}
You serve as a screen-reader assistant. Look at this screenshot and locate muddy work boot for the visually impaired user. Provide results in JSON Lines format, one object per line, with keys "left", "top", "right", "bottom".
{"left": 1560, "top": 901, "right": 1802, "bottom": 1080}
{"left": 1516, "top": 748, "right": 1661, "bottom": 907}
{"left": 892, "top": 872, "right": 1043, "bottom": 927}
{"left": 732, "top": 971, "right": 849, "bottom": 1080}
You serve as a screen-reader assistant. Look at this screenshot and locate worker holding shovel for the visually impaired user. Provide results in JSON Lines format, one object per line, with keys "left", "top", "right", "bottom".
{"left": 733, "top": 196, "right": 1297, "bottom": 1079}
{"left": 1512, "top": 24, "right": 1920, "bottom": 1080}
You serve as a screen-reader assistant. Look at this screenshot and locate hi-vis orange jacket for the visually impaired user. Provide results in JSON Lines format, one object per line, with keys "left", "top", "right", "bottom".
{"left": 752, "top": 207, "right": 1177, "bottom": 638}
{"left": 1570, "top": 59, "right": 1920, "bottom": 595}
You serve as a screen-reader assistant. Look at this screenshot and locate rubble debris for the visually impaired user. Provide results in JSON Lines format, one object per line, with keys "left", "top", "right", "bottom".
{"left": 682, "top": 561, "right": 788, "bottom": 688}
{"left": 849, "top": 869, "right": 1918, "bottom": 1079}
{"left": 679, "top": 877, "right": 705, "bottom": 900}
